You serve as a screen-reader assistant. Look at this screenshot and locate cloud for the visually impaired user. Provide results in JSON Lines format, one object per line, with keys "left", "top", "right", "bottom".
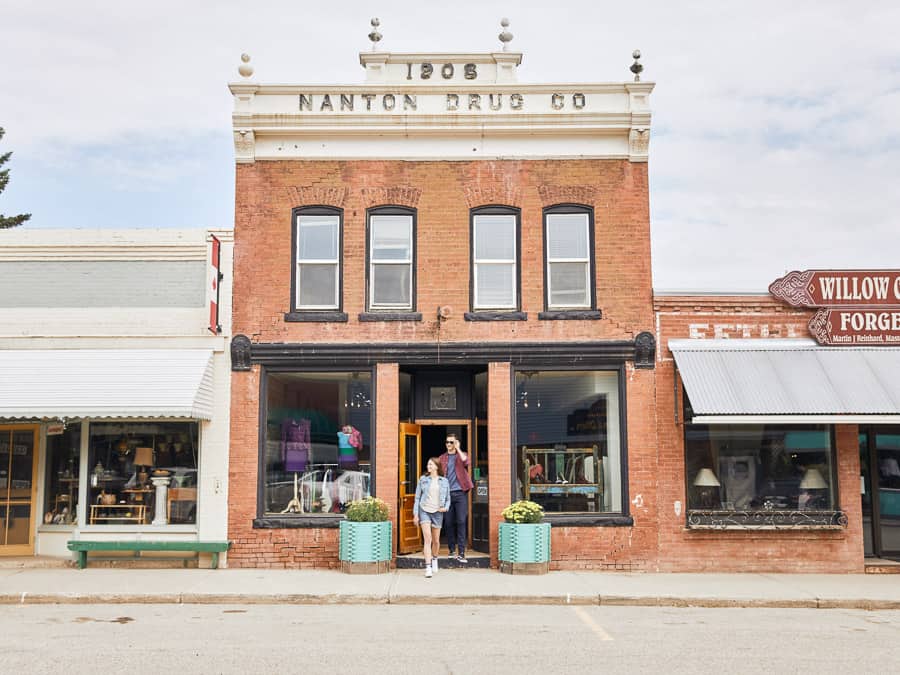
{"left": 2, "top": 1, "right": 899, "bottom": 289}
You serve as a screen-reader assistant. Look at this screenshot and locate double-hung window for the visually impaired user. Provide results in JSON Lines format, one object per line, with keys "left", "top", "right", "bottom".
{"left": 544, "top": 206, "right": 594, "bottom": 310}
{"left": 294, "top": 207, "right": 342, "bottom": 311}
{"left": 368, "top": 207, "right": 415, "bottom": 311}
{"left": 472, "top": 207, "right": 519, "bottom": 310}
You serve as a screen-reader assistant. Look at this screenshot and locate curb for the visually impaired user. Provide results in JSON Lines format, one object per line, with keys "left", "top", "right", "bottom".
{"left": 2, "top": 593, "right": 899, "bottom": 610}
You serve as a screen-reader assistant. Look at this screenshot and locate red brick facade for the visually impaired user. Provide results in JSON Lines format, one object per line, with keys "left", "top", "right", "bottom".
{"left": 654, "top": 296, "right": 864, "bottom": 572}
{"left": 228, "top": 158, "right": 660, "bottom": 569}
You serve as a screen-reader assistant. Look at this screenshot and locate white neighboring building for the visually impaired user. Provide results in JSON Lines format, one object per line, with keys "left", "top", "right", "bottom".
{"left": 0, "top": 228, "right": 232, "bottom": 566}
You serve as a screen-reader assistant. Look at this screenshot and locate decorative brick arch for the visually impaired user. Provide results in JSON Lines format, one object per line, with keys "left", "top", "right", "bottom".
{"left": 537, "top": 185, "right": 598, "bottom": 207}
{"left": 359, "top": 187, "right": 422, "bottom": 209}
{"left": 287, "top": 186, "right": 349, "bottom": 208}
{"left": 463, "top": 185, "right": 523, "bottom": 209}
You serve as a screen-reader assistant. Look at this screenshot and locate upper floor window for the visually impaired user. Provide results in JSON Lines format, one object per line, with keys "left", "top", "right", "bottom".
{"left": 293, "top": 207, "right": 342, "bottom": 311}
{"left": 544, "top": 205, "right": 594, "bottom": 310}
{"left": 471, "top": 206, "right": 520, "bottom": 310}
{"left": 367, "top": 206, "right": 415, "bottom": 311}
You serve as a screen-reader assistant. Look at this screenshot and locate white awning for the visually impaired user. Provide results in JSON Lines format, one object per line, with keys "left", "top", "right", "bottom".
{"left": 669, "top": 339, "right": 900, "bottom": 424}
{"left": 0, "top": 349, "right": 215, "bottom": 420}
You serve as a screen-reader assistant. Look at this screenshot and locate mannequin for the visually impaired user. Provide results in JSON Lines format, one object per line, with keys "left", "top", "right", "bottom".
{"left": 281, "top": 418, "right": 311, "bottom": 513}
{"left": 336, "top": 425, "right": 360, "bottom": 470}
{"left": 280, "top": 472, "right": 304, "bottom": 514}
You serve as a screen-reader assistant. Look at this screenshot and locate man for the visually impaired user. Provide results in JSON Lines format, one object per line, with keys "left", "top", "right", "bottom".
{"left": 439, "top": 432, "right": 473, "bottom": 563}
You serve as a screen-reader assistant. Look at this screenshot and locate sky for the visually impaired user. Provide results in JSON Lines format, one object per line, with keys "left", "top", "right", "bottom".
{"left": 1, "top": 1, "right": 899, "bottom": 291}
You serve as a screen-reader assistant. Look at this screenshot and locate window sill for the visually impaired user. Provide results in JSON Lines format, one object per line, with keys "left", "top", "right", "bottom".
{"left": 358, "top": 312, "right": 423, "bottom": 322}
{"left": 538, "top": 310, "right": 602, "bottom": 320}
{"left": 544, "top": 514, "right": 633, "bottom": 527}
{"left": 464, "top": 311, "right": 528, "bottom": 321}
{"left": 686, "top": 509, "right": 848, "bottom": 530}
{"left": 254, "top": 515, "right": 343, "bottom": 529}
{"left": 284, "top": 311, "right": 348, "bottom": 323}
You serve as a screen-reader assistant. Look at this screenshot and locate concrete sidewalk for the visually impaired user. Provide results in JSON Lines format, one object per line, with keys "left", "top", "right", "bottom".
{"left": 1, "top": 567, "right": 899, "bottom": 609}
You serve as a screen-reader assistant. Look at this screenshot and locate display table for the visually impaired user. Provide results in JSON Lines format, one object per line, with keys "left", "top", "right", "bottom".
{"left": 89, "top": 504, "right": 147, "bottom": 524}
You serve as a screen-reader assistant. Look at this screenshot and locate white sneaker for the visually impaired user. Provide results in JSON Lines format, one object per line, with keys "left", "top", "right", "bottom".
{"left": 432, "top": 558, "right": 438, "bottom": 573}
{"left": 425, "top": 566, "right": 433, "bottom": 578}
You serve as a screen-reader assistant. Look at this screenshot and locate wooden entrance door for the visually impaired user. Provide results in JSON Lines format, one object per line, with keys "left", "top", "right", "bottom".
{"left": 398, "top": 422, "right": 422, "bottom": 554}
{"left": 0, "top": 425, "right": 39, "bottom": 556}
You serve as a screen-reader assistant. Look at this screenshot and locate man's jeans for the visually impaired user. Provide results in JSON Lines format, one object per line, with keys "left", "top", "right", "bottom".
{"left": 445, "top": 489, "right": 468, "bottom": 556}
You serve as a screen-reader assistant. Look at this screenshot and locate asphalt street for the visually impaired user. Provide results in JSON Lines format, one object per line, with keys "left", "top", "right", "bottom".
{"left": 3, "top": 604, "right": 899, "bottom": 674}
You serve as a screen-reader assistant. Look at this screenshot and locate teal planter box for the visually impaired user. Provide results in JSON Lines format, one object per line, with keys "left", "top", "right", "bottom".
{"left": 339, "top": 521, "right": 392, "bottom": 563}
{"left": 498, "top": 522, "right": 551, "bottom": 563}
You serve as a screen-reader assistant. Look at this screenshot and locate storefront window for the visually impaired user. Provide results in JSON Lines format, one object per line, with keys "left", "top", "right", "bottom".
{"left": 264, "top": 371, "right": 372, "bottom": 515}
{"left": 87, "top": 421, "right": 199, "bottom": 526}
{"left": 515, "top": 370, "right": 622, "bottom": 513}
{"left": 685, "top": 424, "right": 836, "bottom": 513}
{"left": 43, "top": 423, "right": 81, "bottom": 526}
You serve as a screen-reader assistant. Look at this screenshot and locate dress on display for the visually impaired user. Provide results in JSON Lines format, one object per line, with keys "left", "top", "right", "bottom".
{"left": 281, "top": 418, "right": 311, "bottom": 472}
{"left": 337, "top": 427, "right": 360, "bottom": 469}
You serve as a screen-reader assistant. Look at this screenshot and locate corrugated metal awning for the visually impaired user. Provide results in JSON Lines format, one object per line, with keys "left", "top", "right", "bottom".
{"left": 669, "top": 339, "right": 900, "bottom": 424}
{"left": 0, "top": 349, "right": 215, "bottom": 420}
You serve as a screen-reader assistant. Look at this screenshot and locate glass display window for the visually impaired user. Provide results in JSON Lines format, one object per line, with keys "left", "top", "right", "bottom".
{"left": 515, "top": 369, "right": 622, "bottom": 514}
{"left": 43, "top": 423, "right": 81, "bottom": 526}
{"left": 264, "top": 371, "right": 373, "bottom": 516}
{"left": 684, "top": 424, "right": 836, "bottom": 514}
{"left": 87, "top": 421, "right": 199, "bottom": 526}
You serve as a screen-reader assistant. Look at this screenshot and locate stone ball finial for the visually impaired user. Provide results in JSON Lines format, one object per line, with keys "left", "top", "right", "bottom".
{"left": 368, "top": 17, "right": 383, "bottom": 50}
{"left": 630, "top": 49, "right": 643, "bottom": 82}
{"left": 238, "top": 53, "right": 254, "bottom": 78}
{"left": 499, "top": 18, "right": 513, "bottom": 51}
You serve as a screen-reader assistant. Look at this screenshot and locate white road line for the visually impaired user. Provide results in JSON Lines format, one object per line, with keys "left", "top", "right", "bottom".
{"left": 572, "top": 606, "right": 614, "bottom": 641}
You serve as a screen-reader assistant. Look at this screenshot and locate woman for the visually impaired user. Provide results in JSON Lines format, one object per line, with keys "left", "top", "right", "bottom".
{"left": 413, "top": 457, "right": 450, "bottom": 578}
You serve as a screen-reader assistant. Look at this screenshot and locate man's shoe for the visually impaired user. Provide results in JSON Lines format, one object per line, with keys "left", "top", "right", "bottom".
{"left": 456, "top": 555, "right": 468, "bottom": 564}
{"left": 425, "top": 566, "right": 433, "bottom": 578}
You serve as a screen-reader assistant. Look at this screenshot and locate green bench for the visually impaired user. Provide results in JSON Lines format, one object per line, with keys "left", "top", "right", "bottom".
{"left": 67, "top": 540, "right": 231, "bottom": 570}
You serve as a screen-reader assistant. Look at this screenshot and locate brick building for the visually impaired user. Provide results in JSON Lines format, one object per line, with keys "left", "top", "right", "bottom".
{"left": 227, "top": 30, "right": 898, "bottom": 571}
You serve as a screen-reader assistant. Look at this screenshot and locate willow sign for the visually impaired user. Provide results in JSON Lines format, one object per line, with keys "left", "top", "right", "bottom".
{"left": 770, "top": 270, "right": 900, "bottom": 346}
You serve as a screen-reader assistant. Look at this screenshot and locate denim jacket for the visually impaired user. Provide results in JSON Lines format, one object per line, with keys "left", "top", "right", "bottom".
{"left": 413, "top": 475, "right": 451, "bottom": 515}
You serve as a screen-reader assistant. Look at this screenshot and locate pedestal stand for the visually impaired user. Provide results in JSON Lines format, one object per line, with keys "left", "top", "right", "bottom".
{"left": 151, "top": 476, "right": 170, "bottom": 525}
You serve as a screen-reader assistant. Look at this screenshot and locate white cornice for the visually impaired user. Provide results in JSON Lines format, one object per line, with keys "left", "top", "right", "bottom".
{"left": 228, "top": 82, "right": 654, "bottom": 95}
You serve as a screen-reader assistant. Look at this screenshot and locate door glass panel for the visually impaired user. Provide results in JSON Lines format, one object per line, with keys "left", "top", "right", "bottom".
{"left": 4, "top": 504, "right": 31, "bottom": 545}
{"left": 404, "top": 434, "right": 417, "bottom": 494}
{"left": 860, "top": 432, "right": 874, "bottom": 557}
{"left": 876, "top": 430, "right": 900, "bottom": 554}
{"left": 10, "top": 431, "right": 33, "bottom": 498}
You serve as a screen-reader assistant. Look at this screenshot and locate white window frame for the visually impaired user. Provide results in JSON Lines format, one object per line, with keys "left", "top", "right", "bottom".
{"left": 545, "top": 210, "right": 592, "bottom": 310}
{"left": 295, "top": 211, "right": 341, "bottom": 310}
{"left": 473, "top": 212, "right": 518, "bottom": 310}
{"left": 368, "top": 212, "right": 414, "bottom": 311}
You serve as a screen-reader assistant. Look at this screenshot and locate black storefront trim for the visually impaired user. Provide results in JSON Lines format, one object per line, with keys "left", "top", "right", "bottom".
{"left": 544, "top": 514, "right": 634, "bottom": 527}
{"left": 254, "top": 516, "right": 343, "bottom": 529}
{"left": 240, "top": 339, "right": 641, "bottom": 368}
{"left": 358, "top": 312, "right": 423, "bottom": 322}
{"left": 538, "top": 310, "right": 602, "bottom": 321}
{"left": 284, "top": 311, "right": 349, "bottom": 323}
{"left": 464, "top": 311, "right": 528, "bottom": 321}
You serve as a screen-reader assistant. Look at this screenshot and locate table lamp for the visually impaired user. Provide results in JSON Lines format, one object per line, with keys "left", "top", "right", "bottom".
{"left": 133, "top": 447, "right": 154, "bottom": 486}
{"left": 693, "top": 468, "right": 721, "bottom": 509}
{"left": 799, "top": 468, "right": 828, "bottom": 509}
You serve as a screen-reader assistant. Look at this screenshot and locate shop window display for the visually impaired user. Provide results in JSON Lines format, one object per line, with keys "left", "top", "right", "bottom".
{"left": 264, "top": 371, "right": 372, "bottom": 516}
{"left": 515, "top": 370, "right": 622, "bottom": 514}
{"left": 43, "top": 423, "right": 81, "bottom": 526}
{"left": 684, "top": 424, "right": 836, "bottom": 514}
{"left": 87, "top": 421, "right": 199, "bottom": 526}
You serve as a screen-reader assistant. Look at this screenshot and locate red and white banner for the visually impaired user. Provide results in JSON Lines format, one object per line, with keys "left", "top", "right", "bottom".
{"left": 209, "top": 235, "right": 221, "bottom": 335}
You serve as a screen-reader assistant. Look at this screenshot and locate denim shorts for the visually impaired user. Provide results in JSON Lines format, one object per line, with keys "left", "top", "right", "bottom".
{"left": 418, "top": 509, "right": 443, "bottom": 527}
